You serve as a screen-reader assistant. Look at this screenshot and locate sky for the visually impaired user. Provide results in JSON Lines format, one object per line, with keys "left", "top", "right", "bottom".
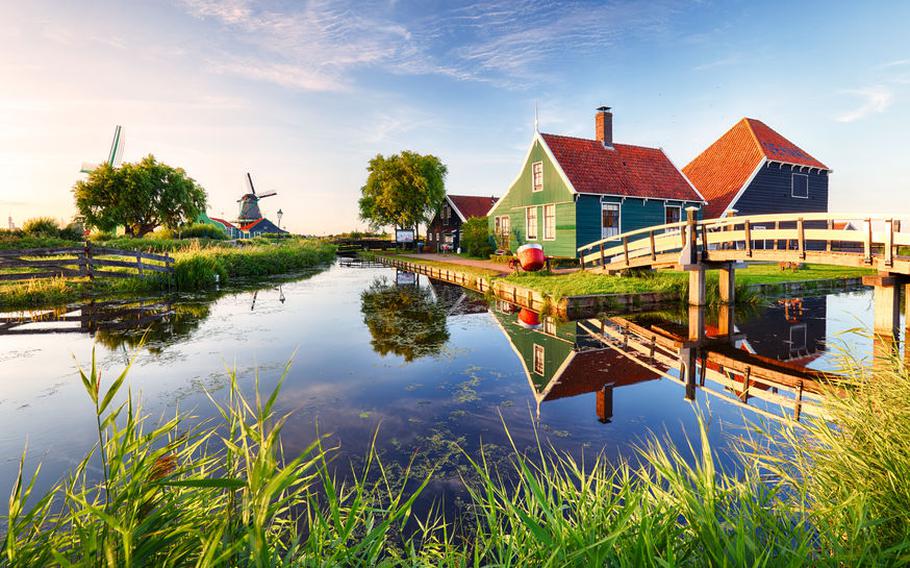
{"left": 1, "top": 0, "right": 908, "bottom": 235}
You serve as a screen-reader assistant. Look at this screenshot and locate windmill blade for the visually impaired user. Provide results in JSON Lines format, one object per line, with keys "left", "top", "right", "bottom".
{"left": 80, "top": 162, "right": 100, "bottom": 174}
{"left": 107, "top": 125, "right": 124, "bottom": 167}
{"left": 257, "top": 191, "right": 278, "bottom": 199}
{"left": 246, "top": 172, "right": 256, "bottom": 195}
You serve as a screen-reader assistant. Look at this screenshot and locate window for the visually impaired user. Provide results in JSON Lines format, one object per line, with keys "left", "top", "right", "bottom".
{"left": 532, "top": 161, "right": 543, "bottom": 192}
{"left": 533, "top": 344, "right": 545, "bottom": 375}
{"left": 495, "top": 215, "right": 511, "bottom": 249}
{"left": 543, "top": 316, "right": 556, "bottom": 336}
{"left": 792, "top": 173, "right": 809, "bottom": 198}
{"left": 601, "top": 203, "right": 620, "bottom": 239}
{"left": 543, "top": 204, "right": 556, "bottom": 240}
{"left": 665, "top": 204, "right": 681, "bottom": 225}
{"left": 526, "top": 207, "right": 538, "bottom": 240}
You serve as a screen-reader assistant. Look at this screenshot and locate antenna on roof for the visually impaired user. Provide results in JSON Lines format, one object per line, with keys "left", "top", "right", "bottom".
{"left": 534, "top": 102, "right": 539, "bottom": 132}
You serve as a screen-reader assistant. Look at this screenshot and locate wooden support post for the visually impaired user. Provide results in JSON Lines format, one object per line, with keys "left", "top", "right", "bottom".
{"left": 744, "top": 220, "right": 752, "bottom": 257}
{"left": 864, "top": 273, "right": 902, "bottom": 339}
{"left": 717, "top": 303, "right": 734, "bottom": 338}
{"left": 596, "top": 384, "right": 614, "bottom": 423}
{"left": 700, "top": 225, "right": 708, "bottom": 259}
{"left": 685, "top": 207, "right": 700, "bottom": 264}
{"left": 649, "top": 231, "right": 656, "bottom": 261}
{"left": 826, "top": 219, "right": 833, "bottom": 252}
{"left": 681, "top": 347, "right": 698, "bottom": 401}
{"left": 774, "top": 221, "right": 780, "bottom": 250}
{"left": 740, "top": 367, "right": 751, "bottom": 402}
{"left": 600, "top": 242, "right": 606, "bottom": 267}
{"left": 797, "top": 217, "right": 805, "bottom": 260}
{"left": 718, "top": 264, "right": 735, "bottom": 305}
{"left": 688, "top": 304, "right": 705, "bottom": 343}
{"left": 623, "top": 237, "right": 630, "bottom": 266}
{"left": 864, "top": 218, "right": 873, "bottom": 265}
{"left": 137, "top": 253, "right": 144, "bottom": 278}
{"left": 688, "top": 266, "right": 706, "bottom": 306}
{"left": 885, "top": 219, "right": 894, "bottom": 268}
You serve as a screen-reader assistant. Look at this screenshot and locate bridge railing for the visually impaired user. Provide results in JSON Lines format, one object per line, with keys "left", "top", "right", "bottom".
{"left": 578, "top": 213, "right": 910, "bottom": 272}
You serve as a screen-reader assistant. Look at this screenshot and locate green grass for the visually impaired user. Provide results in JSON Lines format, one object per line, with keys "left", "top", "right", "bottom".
{"left": 503, "top": 263, "right": 871, "bottom": 302}
{"left": 0, "top": 239, "right": 336, "bottom": 309}
{"left": 4, "top": 345, "right": 910, "bottom": 565}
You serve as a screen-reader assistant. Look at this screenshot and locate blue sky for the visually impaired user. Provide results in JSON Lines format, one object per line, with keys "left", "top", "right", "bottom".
{"left": 1, "top": 0, "right": 908, "bottom": 233}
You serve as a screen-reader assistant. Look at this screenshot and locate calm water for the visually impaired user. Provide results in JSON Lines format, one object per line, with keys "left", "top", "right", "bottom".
{"left": 0, "top": 261, "right": 897, "bottom": 507}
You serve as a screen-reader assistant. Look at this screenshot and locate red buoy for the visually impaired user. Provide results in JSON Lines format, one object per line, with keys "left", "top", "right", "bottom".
{"left": 517, "top": 308, "right": 541, "bottom": 329}
{"left": 516, "top": 243, "right": 545, "bottom": 271}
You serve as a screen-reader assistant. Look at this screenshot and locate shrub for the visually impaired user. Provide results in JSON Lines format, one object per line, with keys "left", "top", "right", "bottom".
{"left": 177, "top": 223, "right": 228, "bottom": 240}
{"left": 21, "top": 217, "right": 60, "bottom": 237}
{"left": 461, "top": 216, "right": 493, "bottom": 258}
{"left": 59, "top": 221, "right": 85, "bottom": 241}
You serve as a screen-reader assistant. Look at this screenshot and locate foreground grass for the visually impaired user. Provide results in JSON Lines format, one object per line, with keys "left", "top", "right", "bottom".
{"left": 0, "top": 239, "right": 336, "bottom": 309}
{"left": 3, "top": 345, "right": 910, "bottom": 565}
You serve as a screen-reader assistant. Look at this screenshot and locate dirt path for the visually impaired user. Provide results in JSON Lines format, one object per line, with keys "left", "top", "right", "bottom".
{"left": 415, "top": 253, "right": 580, "bottom": 275}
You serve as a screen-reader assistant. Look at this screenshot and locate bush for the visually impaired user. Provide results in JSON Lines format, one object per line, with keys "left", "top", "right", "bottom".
{"left": 21, "top": 217, "right": 60, "bottom": 237}
{"left": 59, "top": 221, "right": 85, "bottom": 241}
{"left": 158, "top": 223, "right": 227, "bottom": 240}
{"left": 461, "top": 216, "right": 494, "bottom": 258}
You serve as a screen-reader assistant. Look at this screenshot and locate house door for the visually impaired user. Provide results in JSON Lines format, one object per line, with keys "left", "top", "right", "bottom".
{"left": 601, "top": 203, "right": 620, "bottom": 239}
{"left": 495, "top": 215, "right": 511, "bottom": 250}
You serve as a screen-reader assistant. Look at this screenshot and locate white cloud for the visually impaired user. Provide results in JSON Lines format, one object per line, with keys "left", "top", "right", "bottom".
{"left": 836, "top": 86, "right": 894, "bottom": 122}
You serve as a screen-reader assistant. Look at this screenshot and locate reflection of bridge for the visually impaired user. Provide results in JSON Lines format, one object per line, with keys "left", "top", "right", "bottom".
{"left": 576, "top": 308, "right": 834, "bottom": 423}
{"left": 0, "top": 298, "right": 174, "bottom": 336}
{"left": 578, "top": 212, "right": 910, "bottom": 340}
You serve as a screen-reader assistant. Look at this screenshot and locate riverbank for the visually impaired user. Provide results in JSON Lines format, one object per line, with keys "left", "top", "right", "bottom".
{"left": 0, "top": 238, "right": 336, "bottom": 310}
{"left": 4, "top": 347, "right": 908, "bottom": 565}
{"left": 368, "top": 252, "right": 873, "bottom": 317}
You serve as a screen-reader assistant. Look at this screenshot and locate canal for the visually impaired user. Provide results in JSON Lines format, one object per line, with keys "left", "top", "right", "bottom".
{"left": 0, "top": 260, "right": 900, "bottom": 513}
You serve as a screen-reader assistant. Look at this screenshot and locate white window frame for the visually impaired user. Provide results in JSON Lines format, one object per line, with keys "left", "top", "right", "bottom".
{"left": 543, "top": 204, "right": 556, "bottom": 240}
{"left": 543, "top": 316, "right": 556, "bottom": 336}
{"left": 791, "top": 173, "right": 809, "bottom": 199}
{"left": 601, "top": 202, "right": 621, "bottom": 239}
{"left": 533, "top": 344, "right": 545, "bottom": 375}
{"left": 526, "top": 207, "right": 538, "bottom": 240}
{"left": 531, "top": 161, "right": 543, "bottom": 192}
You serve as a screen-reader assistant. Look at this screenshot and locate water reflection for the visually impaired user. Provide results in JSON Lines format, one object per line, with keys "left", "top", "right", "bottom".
{"left": 360, "top": 275, "right": 449, "bottom": 361}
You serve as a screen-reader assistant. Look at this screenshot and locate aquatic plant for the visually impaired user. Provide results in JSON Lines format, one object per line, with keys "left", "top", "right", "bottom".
{"left": 4, "top": 346, "right": 910, "bottom": 565}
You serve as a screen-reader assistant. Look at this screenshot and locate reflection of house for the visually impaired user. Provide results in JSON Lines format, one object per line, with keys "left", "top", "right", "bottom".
{"left": 491, "top": 305, "right": 659, "bottom": 420}
{"left": 683, "top": 118, "right": 830, "bottom": 219}
{"left": 736, "top": 296, "right": 827, "bottom": 364}
{"left": 426, "top": 195, "right": 498, "bottom": 253}
{"left": 427, "top": 278, "right": 489, "bottom": 315}
{"left": 487, "top": 106, "right": 704, "bottom": 258}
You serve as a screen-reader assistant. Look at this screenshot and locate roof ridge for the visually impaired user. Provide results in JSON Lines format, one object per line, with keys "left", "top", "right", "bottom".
{"left": 539, "top": 132, "right": 661, "bottom": 152}
{"left": 741, "top": 117, "right": 765, "bottom": 154}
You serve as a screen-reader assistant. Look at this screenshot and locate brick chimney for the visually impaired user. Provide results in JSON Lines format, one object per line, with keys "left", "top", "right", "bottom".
{"left": 595, "top": 106, "right": 613, "bottom": 148}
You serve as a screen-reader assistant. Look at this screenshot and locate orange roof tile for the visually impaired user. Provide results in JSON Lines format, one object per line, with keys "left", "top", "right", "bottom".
{"left": 683, "top": 118, "right": 829, "bottom": 218}
{"left": 448, "top": 195, "right": 498, "bottom": 220}
{"left": 540, "top": 133, "right": 703, "bottom": 202}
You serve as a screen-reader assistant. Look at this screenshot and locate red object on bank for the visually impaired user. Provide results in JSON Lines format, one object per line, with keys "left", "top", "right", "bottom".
{"left": 516, "top": 244, "right": 545, "bottom": 271}
{"left": 517, "top": 308, "right": 541, "bottom": 330}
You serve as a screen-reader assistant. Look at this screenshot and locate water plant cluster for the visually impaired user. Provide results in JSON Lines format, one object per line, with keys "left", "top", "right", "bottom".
{"left": 3, "top": 345, "right": 909, "bottom": 566}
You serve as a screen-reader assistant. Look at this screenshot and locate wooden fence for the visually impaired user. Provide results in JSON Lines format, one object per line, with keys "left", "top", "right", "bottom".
{"left": 0, "top": 243, "right": 174, "bottom": 283}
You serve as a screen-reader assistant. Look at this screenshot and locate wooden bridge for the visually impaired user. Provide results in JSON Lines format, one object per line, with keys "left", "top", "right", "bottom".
{"left": 578, "top": 210, "right": 910, "bottom": 338}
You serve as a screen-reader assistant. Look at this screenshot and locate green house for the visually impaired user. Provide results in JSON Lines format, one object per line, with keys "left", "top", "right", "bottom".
{"left": 488, "top": 107, "right": 706, "bottom": 258}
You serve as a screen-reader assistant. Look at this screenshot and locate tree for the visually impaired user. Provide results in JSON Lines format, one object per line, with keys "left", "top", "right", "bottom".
{"left": 461, "top": 216, "right": 494, "bottom": 258}
{"left": 73, "top": 155, "right": 207, "bottom": 238}
{"left": 358, "top": 151, "right": 447, "bottom": 238}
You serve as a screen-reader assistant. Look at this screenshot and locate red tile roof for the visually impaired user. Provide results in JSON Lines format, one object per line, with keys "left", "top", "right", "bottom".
{"left": 683, "top": 118, "right": 829, "bottom": 218}
{"left": 540, "top": 133, "right": 703, "bottom": 202}
{"left": 239, "top": 218, "right": 264, "bottom": 231}
{"left": 448, "top": 195, "right": 498, "bottom": 220}
{"left": 209, "top": 217, "right": 237, "bottom": 230}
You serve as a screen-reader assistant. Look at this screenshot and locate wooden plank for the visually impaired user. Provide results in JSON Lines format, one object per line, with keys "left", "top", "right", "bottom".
{"left": 797, "top": 218, "right": 805, "bottom": 260}
{"left": 0, "top": 269, "right": 84, "bottom": 281}
{"left": 0, "top": 247, "right": 84, "bottom": 257}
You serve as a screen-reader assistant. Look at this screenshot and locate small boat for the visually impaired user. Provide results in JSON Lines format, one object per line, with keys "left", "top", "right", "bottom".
{"left": 516, "top": 243, "right": 546, "bottom": 271}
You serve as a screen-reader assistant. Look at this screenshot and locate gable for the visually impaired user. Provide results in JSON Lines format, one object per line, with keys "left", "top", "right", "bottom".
{"left": 488, "top": 134, "right": 575, "bottom": 218}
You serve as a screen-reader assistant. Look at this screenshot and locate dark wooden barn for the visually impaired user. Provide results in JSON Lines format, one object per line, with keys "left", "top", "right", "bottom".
{"left": 426, "top": 194, "right": 498, "bottom": 253}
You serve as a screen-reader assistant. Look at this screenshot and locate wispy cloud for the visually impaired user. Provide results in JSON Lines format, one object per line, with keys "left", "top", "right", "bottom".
{"left": 178, "top": 0, "right": 684, "bottom": 91}
{"left": 693, "top": 54, "right": 739, "bottom": 71}
{"left": 836, "top": 86, "right": 893, "bottom": 122}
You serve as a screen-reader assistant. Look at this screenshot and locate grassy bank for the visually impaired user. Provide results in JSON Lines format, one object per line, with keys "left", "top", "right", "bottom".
{"left": 3, "top": 347, "right": 909, "bottom": 565}
{"left": 0, "top": 239, "right": 336, "bottom": 310}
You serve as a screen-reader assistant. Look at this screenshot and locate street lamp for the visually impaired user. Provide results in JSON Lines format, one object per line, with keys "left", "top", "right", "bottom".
{"left": 277, "top": 209, "right": 283, "bottom": 229}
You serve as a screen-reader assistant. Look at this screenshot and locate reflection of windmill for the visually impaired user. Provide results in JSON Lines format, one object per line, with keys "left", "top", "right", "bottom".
{"left": 80, "top": 125, "right": 125, "bottom": 173}
{"left": 237, "top": 173, "right": 278, "bottom": 223}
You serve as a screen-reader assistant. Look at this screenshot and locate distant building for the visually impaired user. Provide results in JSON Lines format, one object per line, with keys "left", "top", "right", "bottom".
{"left": 488, "top": 106, "right": 705, "bottom": 258}
{"left": 198, "top": 173, "right": 289, "bottom": 239}
{"left": 426, "top": 194, "right": 498, "bottom": 252}
{"left": 683, "top": 118, "right": 831, "bottom": 219}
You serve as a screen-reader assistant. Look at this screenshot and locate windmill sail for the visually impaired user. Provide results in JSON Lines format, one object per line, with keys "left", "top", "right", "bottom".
{"left": 81, "top": 125, "right": 125, "bottom": 174}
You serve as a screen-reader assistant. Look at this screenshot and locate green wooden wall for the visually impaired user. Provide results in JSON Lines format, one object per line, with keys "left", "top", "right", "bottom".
{"left": 488, "top": 138, "right": 577, "bottom": 258}
{"left": 576, "top": 197, "right": 703, "bottom": 250}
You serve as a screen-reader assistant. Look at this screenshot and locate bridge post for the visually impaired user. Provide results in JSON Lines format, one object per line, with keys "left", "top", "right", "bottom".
{"left": 863, "top": 273, "right": 904, "bottom": 339}
{"left": 718, "top": 263, "right": 735, "bottom": 305}
{"left": 596, "top": 384, "right": 614, "bottom": 423}
{"left": 717, "top": 303, "right": 735, "bottom": 338}
{"left": 689, "top": 268, "right": 706, "bottom": 306}
{"left": 684, "top": 207, "right": 706, "bottom": 306}
{"left": 680, "top": 347, "right": 698, "bottom": 401}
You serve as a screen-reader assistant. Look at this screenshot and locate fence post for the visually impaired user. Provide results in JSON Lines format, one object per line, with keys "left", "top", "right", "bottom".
{"left": 885, "top": 218, "right": 894, "bottom": 268}
{"left": 84, "top": 241, "right": 94, "bottom": 282}
{"left": 797, "top": 218, "right": 806, "bottom": 260}
{"left": 649, "top": 230, "right": 656, "bottom": 261}
{"left": 744, "top": 220, "right": 752, "bottom": 257}
{"left": 685, "top": 207, "right": 699, "bottom": 265}
{"left": 826, "top": 219, "right": 833, "bottom": 252}
{"left": 864, "top": 218, "right": 872, "bottom": 265}
{"left": 137, "top": 253, "right": 144, "bottom": 278}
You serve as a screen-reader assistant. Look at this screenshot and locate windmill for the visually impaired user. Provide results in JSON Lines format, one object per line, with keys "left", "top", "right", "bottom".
{"left": 80, "top": 125, "right": 125, "bottom": 174}
{"left": 236, "top": 172, "right": 278, "bottom": 223}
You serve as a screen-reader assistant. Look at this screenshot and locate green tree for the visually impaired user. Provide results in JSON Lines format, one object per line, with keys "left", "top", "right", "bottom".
{"left": 461, "top": 216, "right": 494, "bottom": 258}
{"left": 358, "top": 151, "right": 447, "bottom": 238}
{"left": 73, "top": 155, "right": 207, "bottom": 238}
